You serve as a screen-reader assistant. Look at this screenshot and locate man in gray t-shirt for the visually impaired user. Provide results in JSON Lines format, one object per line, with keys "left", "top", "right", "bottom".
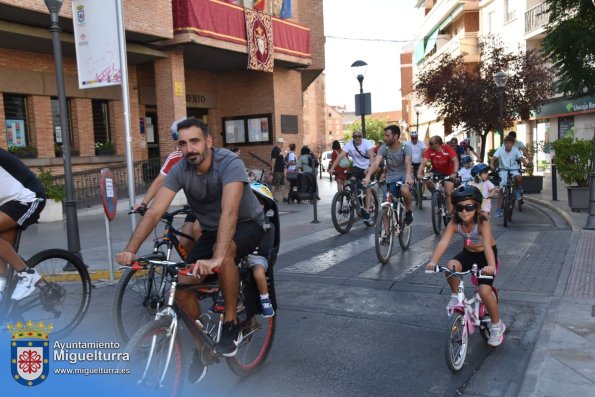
{"left": 116, "top": 118, "right": 264, "bottom": 359}
{"left": 363, "top": 124, "right": 414, "bottom": 225}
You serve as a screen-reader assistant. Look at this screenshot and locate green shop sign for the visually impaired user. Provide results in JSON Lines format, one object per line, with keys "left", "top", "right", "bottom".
{"left": 536, "top": 95, "right": 595, "bottom": 117}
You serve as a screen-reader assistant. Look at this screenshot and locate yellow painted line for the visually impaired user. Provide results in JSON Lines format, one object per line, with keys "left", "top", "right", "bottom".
{"left": 42, "top": 269, "right": 150, "bottom": 282}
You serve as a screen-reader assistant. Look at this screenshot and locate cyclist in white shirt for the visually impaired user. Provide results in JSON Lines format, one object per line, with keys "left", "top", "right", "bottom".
{"left": 490, "top": 134, "right": 532, "bottom": 217}
{"left": 329, "top": 130, "right": 375, "bottom": 220}
{"left": 406, "top": 131, "right": 426, "bottom": 177}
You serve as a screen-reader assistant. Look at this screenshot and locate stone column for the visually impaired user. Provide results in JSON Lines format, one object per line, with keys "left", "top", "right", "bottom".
{"left": 70, "top": 98, "right": 94, "bottom": 157}
{"left": 27, "top": 96, "right": 54, "bottom": 158}
{"left": 154, "top": 50, "right": 186, "bottom": 157}
{"left": 0, "top": 95, "right": 6, "bottom": 149}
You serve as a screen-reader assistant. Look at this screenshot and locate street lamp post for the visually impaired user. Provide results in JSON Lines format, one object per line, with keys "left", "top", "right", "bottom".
{"left": 44, "top": 0, "right": 81, "bottom": 257}
{"left": 585, "top": 132, "right": 595, "bottom": 229}
{"left": 351, "top": 60, "right": 368, "bottom": 138}
{"left": 414, "top": 103, "right": 422, "bottom": 133}
{"left": 494, "top": 71, "right": 508, "bottom": 142}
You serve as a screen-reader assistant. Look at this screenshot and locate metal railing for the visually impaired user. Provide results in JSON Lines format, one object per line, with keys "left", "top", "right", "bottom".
{"left": 52, "top": 157, "right": 164, "bottom": 209}
{"left": 525, "top": 2, "right": 549, "bottom": 34}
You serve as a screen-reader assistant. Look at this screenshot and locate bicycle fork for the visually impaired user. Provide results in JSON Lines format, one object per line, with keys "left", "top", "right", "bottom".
{"left": 139, "top": 282, "right": 180, "bottom": 388}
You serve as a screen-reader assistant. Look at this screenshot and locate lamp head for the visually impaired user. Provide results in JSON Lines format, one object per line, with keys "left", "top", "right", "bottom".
{"left": 351, "top": 60, "right": 368, "bottom": 80}
{"left": 413, "top": 103, "right": 422, "bottom": 114}
{"left": 493, "top": 71, "right": 508, "bottom": 88}
{"left": 44, "top": 0, "right": 63, "bottom": 13}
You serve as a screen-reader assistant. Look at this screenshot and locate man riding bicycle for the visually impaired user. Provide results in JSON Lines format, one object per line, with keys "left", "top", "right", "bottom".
{"left": 417, "top": 135, "right": 459, "bottom": 214}
{"left": 116, "top": 118, "right": 265, "bottom": 379}
{"left": 363, "top": 125, "right": 414, "bottom": 225}
{"left": 0, "top": 148, "right": 46, "bottom": 301}
{"left": 328, "top": 130, "right": 375, "bottom": 220}
{"left": 489, "top": 134, "right": 532, "bottom": 217}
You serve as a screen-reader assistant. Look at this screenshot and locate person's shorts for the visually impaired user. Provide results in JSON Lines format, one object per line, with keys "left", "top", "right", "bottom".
{"left": 0, "top": 198, "right": 45, "bottom": 230}
{"left": 350, "top": 166, "right": 366, "bottom": 181}
{"left": 186, "top": 221, "right": 265, "bottom": 265}
{"left": 272, "top": 172, "right": 285, "bottom": 187}
{"left": 246, "top": 254, "right": 269, "bottom": 271}
{"left": 452, "top": 245, "right": 498, "bottom": 286}
{"left": 498, "top": 169, "right": 520, "bottom": 188}
{"left": 383, "top": 176, "right": 406, "bottom": 202}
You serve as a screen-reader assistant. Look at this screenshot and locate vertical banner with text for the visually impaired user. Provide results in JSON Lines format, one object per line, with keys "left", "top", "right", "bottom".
{"left": 72, "top": 0, "right": 121, "bottom": 89}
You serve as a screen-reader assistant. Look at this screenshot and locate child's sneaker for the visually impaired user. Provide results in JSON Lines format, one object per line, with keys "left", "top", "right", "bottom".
{"left": 261, "top": 298, "right": 275, "bottom": 318}
{"left": 494, "top": 208, "right": 504, "bottom": 217}
{"left": 488, "top": 321, "right": 506, "bottom": 347}
{"left": 446, "top": 294, "right": 459, "bottom": 315}
{"left": 11, "top": 268, "right": 41, "bottom": 301}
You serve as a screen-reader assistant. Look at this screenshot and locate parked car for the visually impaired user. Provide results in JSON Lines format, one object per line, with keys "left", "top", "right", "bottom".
{"left": 321, "top": 151, "right": 333, "bottom": 172}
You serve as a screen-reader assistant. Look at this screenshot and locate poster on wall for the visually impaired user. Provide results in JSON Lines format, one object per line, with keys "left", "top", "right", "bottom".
{"left": 5, "top": 119, "right": 26, "bottom": 147}
{"left": 72, "top": 0, "right": 121, "bottom": 89}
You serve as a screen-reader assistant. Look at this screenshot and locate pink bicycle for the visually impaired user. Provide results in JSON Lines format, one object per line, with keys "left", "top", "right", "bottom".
{"left": 426, "top": 263, "right": 499, "bottom": 372}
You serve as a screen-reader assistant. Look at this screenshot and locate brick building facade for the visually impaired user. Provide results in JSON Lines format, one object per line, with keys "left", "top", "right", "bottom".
{"left": 0, "top": 0, "right": 325, "bottom": 174}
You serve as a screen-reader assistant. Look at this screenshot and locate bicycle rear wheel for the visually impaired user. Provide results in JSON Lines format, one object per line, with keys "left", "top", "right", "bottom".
{"left": 112, "top": 258, "right": 169, "bottom": 343}
{"left": 398, "top": 206, "right": 412, "bottom": 250}
{"left": 364, "top": 189, "right": 380, "bottom": 227}
{"left": 446, "top": 312, "right": 468, "bottom": 372}
{"left": 331, "top": 191, "right": 354, "bottom": 234}
{"left": 431, "top": 191, "right": 442, "bottom": 234}
{"left": 374, "top": 207, "right": 394, "bottom": 264}
{"left": 18, "top": 249, "right": 91, "bottom": 338}
{"left": 121, "top": 316, "right": 183, "bottom": 397}
{"left": 226, "top": 311, "right": 276, "bottom": 377}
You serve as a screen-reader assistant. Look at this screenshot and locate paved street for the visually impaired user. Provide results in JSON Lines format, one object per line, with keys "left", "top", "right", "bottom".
{"left": 2, "top": 172, "right": 593, "bottom": 397}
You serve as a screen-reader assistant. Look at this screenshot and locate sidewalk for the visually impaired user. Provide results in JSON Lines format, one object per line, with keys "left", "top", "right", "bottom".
{"left": 517, "top": 170, "right": 595, "bottom": 396}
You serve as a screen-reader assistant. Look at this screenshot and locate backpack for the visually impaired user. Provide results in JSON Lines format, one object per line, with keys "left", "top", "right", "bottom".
{"left": 307, "top": 155, "right": 319, "bottom": 169}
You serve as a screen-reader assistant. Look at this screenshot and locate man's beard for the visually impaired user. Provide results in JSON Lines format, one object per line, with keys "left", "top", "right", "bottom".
{"left": 185, "top": 151, "right": 206, "bottom": 166}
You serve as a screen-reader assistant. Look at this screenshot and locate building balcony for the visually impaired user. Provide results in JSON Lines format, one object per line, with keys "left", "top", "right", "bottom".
{"left": 525, "top": 2, "right": 549, "bottom": 38}
{"left": 169, "top": 0, "right": 311, "bottom": 68}
{"left": 417, "top": 31, "right": 479, "bottom": 69}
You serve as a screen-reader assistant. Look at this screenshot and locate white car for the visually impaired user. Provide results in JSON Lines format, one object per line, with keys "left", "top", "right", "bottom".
{"left": 321, "top": 151, "right": 333, "bottom": 172}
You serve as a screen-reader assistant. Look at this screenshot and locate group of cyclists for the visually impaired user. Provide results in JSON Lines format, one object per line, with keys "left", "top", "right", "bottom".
{"left": 0, "top": 116, "right": 535, "bottom": 386}
{"left": 328, "top": 125, "right": 534, "bottom": 348}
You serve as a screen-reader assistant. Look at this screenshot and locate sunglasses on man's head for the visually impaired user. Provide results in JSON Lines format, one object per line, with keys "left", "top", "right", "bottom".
{"left": 456, "top": 204, "right": 477, "bottom": 213}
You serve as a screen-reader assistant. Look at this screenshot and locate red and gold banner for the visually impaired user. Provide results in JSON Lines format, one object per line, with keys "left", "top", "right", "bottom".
{"left": 253, "top": 0, "right": 265, "bottom": 11}
{"left": 245, "top": 8, "right": 274, "bottom": 72}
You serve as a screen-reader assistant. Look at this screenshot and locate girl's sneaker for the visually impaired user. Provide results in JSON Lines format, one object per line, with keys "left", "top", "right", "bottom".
{"left": 446, "top": 294, "right": 459, "bottom": 315}
{"left": 488, "top": 321, "right": 506, "bottom": 347}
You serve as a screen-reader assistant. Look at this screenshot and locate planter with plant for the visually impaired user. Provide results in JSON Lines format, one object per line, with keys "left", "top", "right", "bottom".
{"left": 8, "top": 145, "right": 38, "bottom": 159}
{"left": 550, "top": 136, "right": 593, "bottom": 211}
{"left": 55, "top": 143, "right": 80, "bottom": 157}
{"left": 37, "top": 168, "right": 66, "bottom": 222}
{"left": 95, "top": 141, "right": 115, "bottom": 156}
{"left": 522, "top": 140, "right": 549, "bottom": 193}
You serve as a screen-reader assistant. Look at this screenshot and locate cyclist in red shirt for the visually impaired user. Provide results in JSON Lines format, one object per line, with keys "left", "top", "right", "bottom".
{"left": 417, "top": 135, "right": 459, "bottom": 214}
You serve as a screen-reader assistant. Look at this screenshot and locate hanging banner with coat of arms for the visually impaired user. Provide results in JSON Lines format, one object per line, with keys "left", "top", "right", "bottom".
{"left": 245, "top": 8, "right": 274, "bottom": 72}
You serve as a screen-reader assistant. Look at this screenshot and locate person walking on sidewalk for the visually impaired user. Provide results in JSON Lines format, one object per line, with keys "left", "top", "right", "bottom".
{"left": 329, "top": 130, "right": 375, "bottom": 221}
{"left": 116, "top": 118, "right": 265, "bottom": 371}
{"left": 363, "top": 124, "right": 414, "bottom": 225}
{"left": 0, "top": 148, "right": 46, "bottom": 301}
{"left": 269, "top": 137, "right": 287, "bottom": 202}
{"left": 426, "top": 185, "right": 506, "bottom": 347}
{"left": 133, "top": 118, "right": 200, "bottom": 255}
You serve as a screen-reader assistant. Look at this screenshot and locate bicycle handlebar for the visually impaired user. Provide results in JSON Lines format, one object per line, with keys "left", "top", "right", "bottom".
{"left": 422, "top": 175, "right": 453, "bottom": 182}
{"left": 424, "top": 264, "right": 494, "bottom": 279}
{"left": 129, "top": 205, "right": 193, "bottom": 220}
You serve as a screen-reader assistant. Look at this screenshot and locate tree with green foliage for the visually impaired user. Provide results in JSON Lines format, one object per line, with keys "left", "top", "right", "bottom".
{"left": 415, "top": 37, "right": 554, "bottom": 161}
{"left": 543, "top": 0, "right": 595, "bottom": 96}
{"left": 345, "top": 117, "right": 389, "bottom": 143}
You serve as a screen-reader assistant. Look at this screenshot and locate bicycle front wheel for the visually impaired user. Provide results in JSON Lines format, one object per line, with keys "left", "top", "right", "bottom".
{"left": 331, "top": 191, "right": 354, "bottom": 234}
{"left": 416, "top": 181, "right": 423, "bottom": 209}
{"left": 446, "top": 312, "right": 468, "bottom": 372}
{"left": 375, "top": 207, "right": 394, "bottom": 264}
{"left": 502, "top": 189, "right": 510, "bottom": 227}
{"left": 431, "top": 192, "right": 442, "bottom": 234}
{"left": 21, "top": 249, "right": 91, "bottom": 338}
{"left": 112, "top": 259, "right": 169, "bottom": 343}
{"left": 398, "top": 206, "right": 412, "bottom": 250}
{"left": 122, "top": 316, "right": 183, "bottom": 397}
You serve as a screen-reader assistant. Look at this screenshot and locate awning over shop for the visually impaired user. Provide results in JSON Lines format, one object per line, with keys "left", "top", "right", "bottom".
{"left": 173, "top": 0, "right": 310, "bottom": 58}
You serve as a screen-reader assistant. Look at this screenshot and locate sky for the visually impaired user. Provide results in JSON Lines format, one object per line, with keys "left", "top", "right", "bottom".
{"left": 323, "top": 0, "right": 423, "bottom": 113}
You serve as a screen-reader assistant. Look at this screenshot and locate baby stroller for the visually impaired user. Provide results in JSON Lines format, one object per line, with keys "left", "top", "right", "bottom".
{"left": 286, "top": 170, "right": 300, "bottom": 204}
